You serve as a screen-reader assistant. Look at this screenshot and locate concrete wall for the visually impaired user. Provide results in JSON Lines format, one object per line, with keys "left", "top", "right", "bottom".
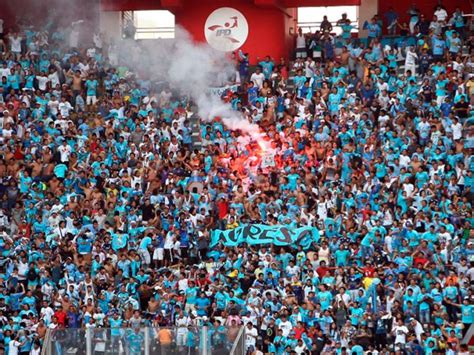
{"left": 357, "top": 0, "right": 378, "bottom": 37}
{"left": 100, "top": 11, "right": 122, "bottom": 44}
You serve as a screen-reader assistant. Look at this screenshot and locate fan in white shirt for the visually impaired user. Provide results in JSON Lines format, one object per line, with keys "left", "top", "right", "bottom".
{"left": 404, "top": 47, "right": 418, "bottom": 75}
{"left": 278, "top": 317, "right": 293, "bottom": 336}
{"left": 402, "top": 180, "right": 415, "bottom": 198}
{"left": 250, "top": 68, "right": 265, "bottom": 89}
{"left": 48, "top": 70, "right": 60, "bottom": 88}
{"left": 0, "top": 66, "right": 9, "bottom": 79}
{"left": 30, "top": 342, "right": 42, "bottom": 355}
{"left": 392, "top": 320, "right": 409, "bottom": 345}
{"left": 434, "top": 7, "right": 448, "bottom": 22}
{"left": 451, "top": 118, "right": 463, "bottom": 140}
{"left": 295, "top": 339, "right": 308, "bottom": 355}
{"left": 8, "top": 337, "right": 25, "bottom": 355}
{"left": 399, "top": 151, "right": 411, "bottom": 168}
{"left": 58, "top": 99, "right": 73, "bottom": 117}
{"left": 245, "top": 322, "right": 258, "bottom": 350}
{"left": 37, "top": 74, "right": 50, "bottom": 91}
{"left": 409, "top": 318, "right": 425, "bottom": 342}
{"left": 9, "top": 34, "right": 22, "bottom": 53}
{"left": 58, "top": 142, "right": 72, "bottom": 162}
{"left": 378, "top": 113, "right": 390, "bottom": 130}
{"left": 48, "top": 96, "right": 60, "bottom": 116}
{"left": 304, "top": 58, "right": 316, "bottom": 78}
{"left": 41, "top": 303, "right": 55, "bottom": 324}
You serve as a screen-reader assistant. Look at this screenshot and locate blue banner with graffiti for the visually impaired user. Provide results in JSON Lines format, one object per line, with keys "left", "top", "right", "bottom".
{"left": 210, "top": 224, "right": 319, "bottom": 249}
{"left": 209, "top": 84, "right": 240, "bottom": 97}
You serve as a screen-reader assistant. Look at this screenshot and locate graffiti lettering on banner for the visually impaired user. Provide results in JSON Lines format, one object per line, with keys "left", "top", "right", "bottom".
{"left": 210, "top": 224, "right": 319, "bottom": 249}
{"left": 209, "top": 84, "right": 240, "bottom": 97}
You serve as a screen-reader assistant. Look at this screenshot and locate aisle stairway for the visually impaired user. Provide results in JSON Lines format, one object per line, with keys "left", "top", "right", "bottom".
{"left": 190, "top": 113, "right": 202, "bottom": 151}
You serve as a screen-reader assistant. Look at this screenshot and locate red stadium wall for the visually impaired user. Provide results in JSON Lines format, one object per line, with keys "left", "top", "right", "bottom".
{"left": 377, "top": 0, "right": 471, "bottom": 25}
{"left": 101, "top": 0, "right": 361, "bottom": 62}
{"left": 101, "top": 0, "right": 361, "bottom": 11}
{"left": 173, "top": 1, "right": 296, "bottom": 62}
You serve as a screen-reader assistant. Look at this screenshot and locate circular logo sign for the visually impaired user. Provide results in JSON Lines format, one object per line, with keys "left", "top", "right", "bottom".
{"left": 204, "top": 7, "right": 249, "bottom": 52}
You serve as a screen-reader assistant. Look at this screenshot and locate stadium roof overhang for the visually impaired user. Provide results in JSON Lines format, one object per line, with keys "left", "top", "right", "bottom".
{"left": 101, "top": 0, "right": 361, "bottom": 12}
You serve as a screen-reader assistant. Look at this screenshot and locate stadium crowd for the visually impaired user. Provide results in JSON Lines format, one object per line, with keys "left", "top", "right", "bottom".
{"left": 0, "top": 4, "right": 473, "bottom": 355}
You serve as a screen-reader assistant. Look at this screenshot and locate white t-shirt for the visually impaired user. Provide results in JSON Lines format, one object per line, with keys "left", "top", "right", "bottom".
{"left": 8, "top": 340, "right": 21, "bottom": 355}
{"left": 48, "top": 100, "right": 59, "bottom": 116}
{"left": 278, "top": 320, "right": 293, "bottom": 336}
{"left": 176, "top": 316, "right": 190, "bottom": 327}
{"left": 58, "top": 144, "right": 72, "bottom": 162}
{"left": 295, "top": 343, "right": 307, "bottom": 355}
{"left": 10, "top": 36, "right": 22, "bottom": 53}
{"left": 305, "top": 61, "right": 316, "bottom": 77}
{"left": 384, "top": 235, "right": 393, "bottom": 252}
{"left": 405, "top": 51, "right": 417, "bottom": 66}
{"left": 250, "top": 72, "right": 265, "bottom": 89}
{"left": 393, "top": 325, "right": 408, "bottom": 344}
{"left": 2, "top": 128, "right": 13, "bottom": 139}
{"left": 245, "top": 327, "right": 258, "bottom": 346}
{"left": 59, "top": 101, "right": 73, "bottom": 117}
{"left": 452, "top": 61, "right": 464, "bottom": 73}
{"left": 412, "top": 321, "right": 424, "bottom": 341}
{"left": 17, "top": 261, "right": 28, "bottom": 279}
{"left": 317, "top": 202, "right": 328, "bottom": 220}
{"left": 164, "top": 234, "right": 174, "bottom": 249}
{"left": 0, "top": 68, "right": 9, "bottom": 79}
{"left": 48, "top": 71, "right": 60, "bottom": 88}
{"left": 452, "top": 122, "right": 462, "bottom": 140}
{"left": 403, "top": 183, "right": 415, "bottom": 197}
{"left": 41, "top": 306, "right": 55, "bottom": 323}
{"left": 399, "top": 154, "right": 411, "bottom": 168}
{"left": 296, "top": 34, "right": 306, "bottom": 49}
{"left": 87, "top": 48, "right": 96, "bottom": 58}
{"left": 378, "top": 114, "right": 390, "bottom": 128}
{"left": 435, "top": 9, "right": 448, "bottom": 22}
{"left": 37, "top": 76, "right": 49, "bottom": 91}
{"left": 334, "top": 292, "right": 351, "bottom": 306}
{"left": 439, "top": 231, "right": 452, "bottom": 245}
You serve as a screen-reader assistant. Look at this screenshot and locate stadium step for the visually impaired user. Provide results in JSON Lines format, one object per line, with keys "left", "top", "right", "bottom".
{"left": 189, "top": 113, "right": 202, "bottom": 150}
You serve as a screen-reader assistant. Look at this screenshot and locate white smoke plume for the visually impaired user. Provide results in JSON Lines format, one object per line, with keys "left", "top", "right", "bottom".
{"left": 113, "top": 27, "right": 261, "bottom": 139}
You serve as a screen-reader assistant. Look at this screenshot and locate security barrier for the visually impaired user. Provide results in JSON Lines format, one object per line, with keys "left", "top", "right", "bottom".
{"left": 41, "top": 326, "right": 245, "bottom": 355}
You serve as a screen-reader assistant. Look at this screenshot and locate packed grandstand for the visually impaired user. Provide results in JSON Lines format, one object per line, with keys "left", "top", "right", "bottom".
{"left": 0, "top": 3, "right": 473, "bottom": 355}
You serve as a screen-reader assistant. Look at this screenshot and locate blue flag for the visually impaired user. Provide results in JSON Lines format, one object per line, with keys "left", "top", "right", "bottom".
{"left": 210, "top": 224, "right": 319, "bottom": 249}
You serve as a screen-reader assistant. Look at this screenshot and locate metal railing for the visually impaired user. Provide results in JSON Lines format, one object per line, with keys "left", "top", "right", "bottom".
{"left": 297, "top": 20, "right": 359, "bottom": 35}
{"left": 40, "top": 329, "right": 51, "bottom": 355}
{"left": 41, "top": 326, "right": 244, "bottom": 355}
{"left": 121, "top": 11, "right": 136, "bottom": 39}
{"left": 462, "top": 323, "right": 474, "bottom": 345}
{"left": 229, "top": 327, "right": 245, "bottom": 355}
{"left": 135, "top": 26, "right": 176, "bottom": 39}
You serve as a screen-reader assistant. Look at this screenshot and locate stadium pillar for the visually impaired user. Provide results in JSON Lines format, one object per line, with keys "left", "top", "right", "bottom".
{"left": 99, "top": 11, "right": 122, "bottom": 43}
{"left": 358, "top": 0, "right": 378, "bottom": 37}
{"left": 202, "top": 326, "right": 208, "bottom": 355}
{"left": 144, "top": 329, "right": 150, "bottom": 355}
{"left": 86, "top": 328, "right": 92, "bottom": 355}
